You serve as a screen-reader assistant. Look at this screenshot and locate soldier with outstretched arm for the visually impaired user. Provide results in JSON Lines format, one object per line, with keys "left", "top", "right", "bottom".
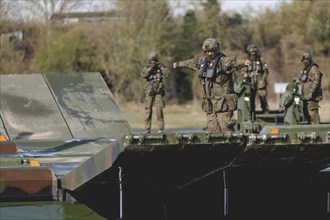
{"left": 173, "top": 38, "right": 251, "bottom": 132}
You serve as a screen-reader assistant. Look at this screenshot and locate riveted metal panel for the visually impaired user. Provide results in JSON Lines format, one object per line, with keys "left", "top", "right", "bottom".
{"left": 44, "top": 73, "right": 132, "bottom": 139}
{"left": 0, "top": 74, "right": 72, "bottom": 140}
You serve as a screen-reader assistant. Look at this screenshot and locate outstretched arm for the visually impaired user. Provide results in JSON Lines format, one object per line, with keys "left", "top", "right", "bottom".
{"left": 173, "top": 56, "right": 205, "bottom": 71}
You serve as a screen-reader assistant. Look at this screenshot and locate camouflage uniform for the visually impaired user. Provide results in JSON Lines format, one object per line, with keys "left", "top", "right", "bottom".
{"left": 173, "top": 38, "right": 249, "bottom": 132}
{"left": 297, "top": 53, "right": 322, "bottom": 124}
{"left": 141, "top": 53, "right": 169, "bottom": 133}
{"left": 242, "top": 44, "right": 269, "bottom": 113}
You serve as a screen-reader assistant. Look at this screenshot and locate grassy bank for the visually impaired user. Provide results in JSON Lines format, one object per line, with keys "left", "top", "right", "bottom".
{"left": 118, "top": 101, "right": 206, "bottom": 131}
{"left": 119, "top": 98, "right": 330, "bottom": 131}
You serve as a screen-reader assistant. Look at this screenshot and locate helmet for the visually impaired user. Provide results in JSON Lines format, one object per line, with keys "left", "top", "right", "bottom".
{"left": 301, "top": 52, "right": 312, "bottom": 61}
{"left": 247, "top": 44, "right": 258, "bottom": 54}
{"left": 149, "top": 52, "right": 158, "bottom": 62}
{"left": 202, "top": 38, "right": 220, "bottom": 52}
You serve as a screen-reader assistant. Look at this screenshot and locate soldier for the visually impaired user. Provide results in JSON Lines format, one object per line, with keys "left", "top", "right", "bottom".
{"left": 141, "top": 53, "right": 169, "bottom": 133}
{"left": 173, "top": 38, "right": 251, "bottom": 132}
{"left": 296, "top": 52, "right": 323, "bottom": 124}
{"left": 242, "top": 44, "right": 270, "bottom": 113}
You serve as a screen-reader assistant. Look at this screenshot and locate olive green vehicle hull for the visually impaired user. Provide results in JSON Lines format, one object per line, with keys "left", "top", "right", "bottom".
{"left": 0, "top": 73, "right": 329, "bottom": 219}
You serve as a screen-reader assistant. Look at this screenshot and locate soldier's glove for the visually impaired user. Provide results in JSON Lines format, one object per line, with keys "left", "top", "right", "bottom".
{"left": 243, "top": 72, "right": 249, "bottom": 78}
{"left": 245, "top": 59, "right": 252, "bottom": 66}
{"left": 307, "top": 92, "right": 313, "bottom": 100}
{"left": 173, "top": 62, "right": 179, "bottom": 69}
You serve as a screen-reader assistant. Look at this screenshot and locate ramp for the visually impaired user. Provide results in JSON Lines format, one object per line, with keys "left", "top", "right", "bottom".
{"left": 0, "top": 73, "right": 132, "bottom": 199}
{"left": 0, "top": 74, "right": 72, "bottom": 140}
{"left": 0, "top": 73, "right": 132, "bottom": 140}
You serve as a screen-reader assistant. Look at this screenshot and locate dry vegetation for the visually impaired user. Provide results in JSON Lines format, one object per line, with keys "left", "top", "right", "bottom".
{"left": 1, "top": 0, "right": 329, "bottom": 125}
{"left": 119, "top": 101, "right": 205, "bottom": 131}
{"left": 119, "top": 92, "right": 330, "bottom": 131}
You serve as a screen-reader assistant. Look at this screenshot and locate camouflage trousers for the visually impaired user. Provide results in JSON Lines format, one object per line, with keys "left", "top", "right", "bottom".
{"left": 144, "top": 93, "right": 165, "bottom": 133}
{"left": 302, "top": 100, "right": 320, "bottom": 124}
{"left": 257, "top": 88, "right": 269, "bottom": 112}
{"left": 250, "top": 88, "right": 269, "bottom": 113}
{"left": 206, "top": 111, "right": 235, "bottom": 132}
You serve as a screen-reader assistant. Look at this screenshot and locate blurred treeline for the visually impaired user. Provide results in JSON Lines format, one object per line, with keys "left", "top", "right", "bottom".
{"left": 1, "top": 0, "right": 329, "bottom": 104}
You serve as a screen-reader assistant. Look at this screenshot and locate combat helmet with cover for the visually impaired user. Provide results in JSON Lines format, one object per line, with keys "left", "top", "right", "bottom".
{"left": 149, "top": 52, "right": 158, "bottom": 62}
{"left": 300, "top": 52, "right": 312, "bottom": 61}
{"left": 247, "top": 44, "right": 259, "bottom": 54}
{"left": 202, "top": 38, "right": 221, "bottom": 53}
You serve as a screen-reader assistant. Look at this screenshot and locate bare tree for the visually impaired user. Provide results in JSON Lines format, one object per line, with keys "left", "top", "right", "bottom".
{"left": 93, "top": 0, "right": 173, "bottom": 101}
{"left": 3, "top": 0, "right": 86, "bottom": 23}
{"left": 1, "top": 0, "right": 23, "bottom": 22}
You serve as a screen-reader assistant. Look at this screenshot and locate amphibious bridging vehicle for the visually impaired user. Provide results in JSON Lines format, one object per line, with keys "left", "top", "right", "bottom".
{"left": 0, "top": 73, "right": 329, "bottom": 219}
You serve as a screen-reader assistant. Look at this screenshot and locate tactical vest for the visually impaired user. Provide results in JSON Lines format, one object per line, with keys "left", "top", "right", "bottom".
{"left": 146, "top": 65, "right": 163, "bottom": 82}
{"left": 299, "top": 63, "right": 323, "bottom": 101}
{"left": 198, "top": 54, "right": 224, "bottom": 98}
{"left": 198, "top": 54, "right": 222, "bottom": 81}
{"left": 247, "top": 55, "right": 263, "bottom": 73}
{"left": 299, "top": 63, "right": 319, "bottom": 82}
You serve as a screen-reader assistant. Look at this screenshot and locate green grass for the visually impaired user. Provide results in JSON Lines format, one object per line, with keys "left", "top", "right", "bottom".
{"left": 119, "top": 102, "right": 206, "bottom": 130}
{"left": 119, "top": 97, "right": 330, "bottom": 131}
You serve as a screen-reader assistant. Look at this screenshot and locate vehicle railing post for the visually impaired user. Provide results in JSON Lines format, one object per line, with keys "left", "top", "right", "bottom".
{"left": 119, "top": 166, "right": 123, "bottom": 219}
{"left": 223, "top": 169, "right": 229, "bottom": 217}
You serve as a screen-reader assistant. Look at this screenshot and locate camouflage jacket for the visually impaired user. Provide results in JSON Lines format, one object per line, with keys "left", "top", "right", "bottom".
{"left": 176, "top": 54, "right": 246, "bottom": 98}
{"left": 241, "top": 55, "right": 269, "bottom": 89}
{"left": 298, "top": 63, "right": 322, "bottom": 101}
{"left": 141, "top": 63, "right": 169, "bottom": 95}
